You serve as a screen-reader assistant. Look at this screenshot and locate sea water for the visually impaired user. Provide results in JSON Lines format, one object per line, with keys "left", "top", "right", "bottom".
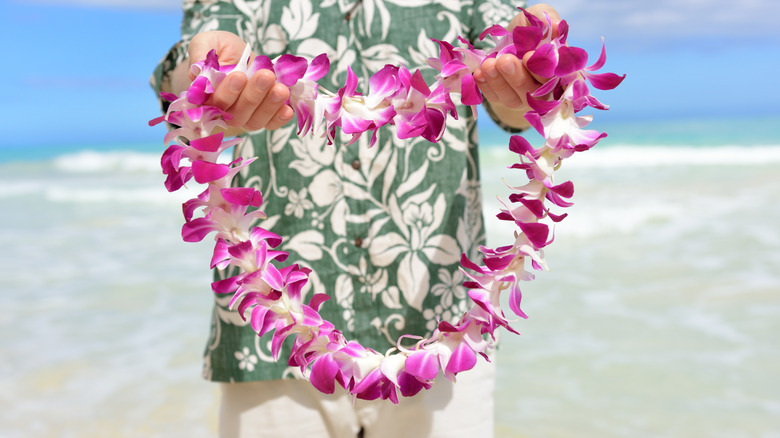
{"left": 1, "top": 116, "right": 779, "bottom": 437}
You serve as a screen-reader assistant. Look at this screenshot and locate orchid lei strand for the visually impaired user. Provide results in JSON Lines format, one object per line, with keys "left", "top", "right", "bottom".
{"left": 150, "top": 9, "right": 624, "bottom": 403}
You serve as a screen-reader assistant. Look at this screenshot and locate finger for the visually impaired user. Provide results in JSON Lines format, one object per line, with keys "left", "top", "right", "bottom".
{"left": 188, "top": 31, "right": 252, "bottom": 81}
{"left": 264, "top": 105, "right": 296, "bottom": 131}
{"left": 244, "top": 82, "right": 291, "bottom": 131}
{"left": 226, "top": 69, "right": 277, "bottom": 128}
{"left": 189, "top": 31, "right": 249, "bottom": 65}
{"left": 210, "top": 72, "right": 247, "bottom": 111}
{"left": 506, "top": 9, "right": 530, "bottom": 31}
{"left": 495, "top": 54, "right": 538, "bottom": 106}
{"left": 474, "top": 59, "right": 501, "bottom": 104}
{"left": 479, "top": 55, "right": 529, "bottom": 109}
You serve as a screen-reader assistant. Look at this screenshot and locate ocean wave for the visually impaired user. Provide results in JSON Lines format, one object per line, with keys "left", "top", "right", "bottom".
{"left": 0, "top": 180, "right": 197, "bottom": 204}
{"left": 0, "top": 181, "right": 47, "bottom": 198}
{"left": 52, "top": 149, "right": 236, "bottom": 174}
{"left": 483, "top": 197, "right": 681, "bottom": 243}
{"left": 479, "top": 144, "right": 780, "bottom": 168}
{"left": 47, "top": 144, "right": 780, "bottom": 176}
{"left": 44, "top": 186, "right": 194, "bottom": 204}
{"left": 53, "top": 150, "right": 162, "bottom": 174}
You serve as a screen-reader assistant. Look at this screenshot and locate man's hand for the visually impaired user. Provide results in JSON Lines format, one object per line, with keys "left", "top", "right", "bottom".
{"left": 166, "top": 31, "right": 294, "bottom": 134}
{"left": 473, "top": 4, "right": 561, "bottom": 130}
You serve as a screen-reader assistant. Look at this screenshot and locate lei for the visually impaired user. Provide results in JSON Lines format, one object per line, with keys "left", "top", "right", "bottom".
{"left": 150, "top": 9, "right": 624, "bottom": 403}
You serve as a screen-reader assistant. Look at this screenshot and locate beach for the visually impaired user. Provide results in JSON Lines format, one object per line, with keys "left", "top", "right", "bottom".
{"left": 485, "top": 141, "right": 780, "bottom": 437}
{"left": 1, "top": 116, "right": 779, "bottom": 437}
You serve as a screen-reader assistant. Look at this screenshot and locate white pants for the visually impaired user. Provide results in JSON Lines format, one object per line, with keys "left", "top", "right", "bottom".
{"left": 218, "top": 358, "right": 496, "bottom": 438}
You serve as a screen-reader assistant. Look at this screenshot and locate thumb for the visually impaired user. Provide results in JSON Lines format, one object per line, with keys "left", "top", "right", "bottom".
{"left": 509, "top": 3, "right": 561, "bottom": 38}
{"left": 187, "top": 31, "right": 251, "bottom": 80}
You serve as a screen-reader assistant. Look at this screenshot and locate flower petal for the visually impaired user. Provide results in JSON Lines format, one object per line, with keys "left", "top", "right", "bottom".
{"left": 405, "top": 350, "right": 440, "bottom": 381}
{"left": 192, "top": 160, "right": 230, "bottom": 184}
{"left": 310, "top": 354, "right": 339, "bottom": 394}
{"left": 554, "top": 46, "right": 588, "bottom": 76}
{"left": 445, "top": 341, "right": 477, "bottom": 374}
{"left": 274, "top": 54, "right": 309, "bottom": 87}
{"left": 526, "top": 43, "right": 557, "bottom": 78}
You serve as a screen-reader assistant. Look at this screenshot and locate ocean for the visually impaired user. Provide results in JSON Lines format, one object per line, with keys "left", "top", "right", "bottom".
{"left": 1, "top": 115, "right": 779, "bottom": 437}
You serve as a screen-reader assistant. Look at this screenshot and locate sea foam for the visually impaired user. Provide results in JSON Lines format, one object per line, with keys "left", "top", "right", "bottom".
{"left": 479, "top": 144, "right": 780, "bottom": 169}
{"left": 53, "top": 150, "right": 161, "bottom": 174}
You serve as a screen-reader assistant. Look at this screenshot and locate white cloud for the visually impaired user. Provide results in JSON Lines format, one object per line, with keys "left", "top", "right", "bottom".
{"left": 529, "top": 0, "right": 780, "bottom": 46}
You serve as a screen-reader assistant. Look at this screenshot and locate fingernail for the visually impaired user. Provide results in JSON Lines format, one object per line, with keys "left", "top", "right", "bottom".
{"left": 499, "top": 61, "right": 516, "bottom": 76}
{"left": 486, "top": 68, "right": 499, "bottom": 79}
{"left": 270, "top": 90, "right": 286, "bottom": 103}
{"left": 256, "top": 75, "right": 274, "bottom": 90}
{"left": 228, "top": 74, "right": 244, "bottom": 91}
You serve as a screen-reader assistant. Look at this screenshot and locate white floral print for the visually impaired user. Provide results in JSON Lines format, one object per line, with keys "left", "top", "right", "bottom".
{"left": 284, "top": 187, "right": 314, "bottom": 218}
{"left": 234, "top": 347, "right": 258, "bottom": 372}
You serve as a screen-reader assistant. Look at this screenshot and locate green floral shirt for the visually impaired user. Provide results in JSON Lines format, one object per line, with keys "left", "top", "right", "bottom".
{"left": 152, "top": 0, "right": 523, "bottom": 382}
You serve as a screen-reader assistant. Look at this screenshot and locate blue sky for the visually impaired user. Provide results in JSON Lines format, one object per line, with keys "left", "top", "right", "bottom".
{"left": 1, "top": 0, "right": 779, "bottom": 149}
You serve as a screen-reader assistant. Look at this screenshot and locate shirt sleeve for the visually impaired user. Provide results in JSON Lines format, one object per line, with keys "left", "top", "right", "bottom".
{"left": 149, "top": 40, "right": 187, "bottom": 112}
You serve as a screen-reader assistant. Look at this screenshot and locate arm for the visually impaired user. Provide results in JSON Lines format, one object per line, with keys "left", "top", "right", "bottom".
{"left": 474, "top": 3, "right": 561, "bottom": 132}
{"left": 161, "top": 31, "right": 295, "bottom": 135}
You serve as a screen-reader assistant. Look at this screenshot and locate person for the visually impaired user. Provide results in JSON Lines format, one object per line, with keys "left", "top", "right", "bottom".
{"left": 151, "top": 1, "right": 560, "bottom": 437}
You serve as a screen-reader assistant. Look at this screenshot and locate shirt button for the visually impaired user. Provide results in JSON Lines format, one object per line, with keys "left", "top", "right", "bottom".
{"left": 351, "top": 159, "right": 361, "bottom": 170}
{"left": 354, "top": 237, "right": 363, "bottom": 247}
